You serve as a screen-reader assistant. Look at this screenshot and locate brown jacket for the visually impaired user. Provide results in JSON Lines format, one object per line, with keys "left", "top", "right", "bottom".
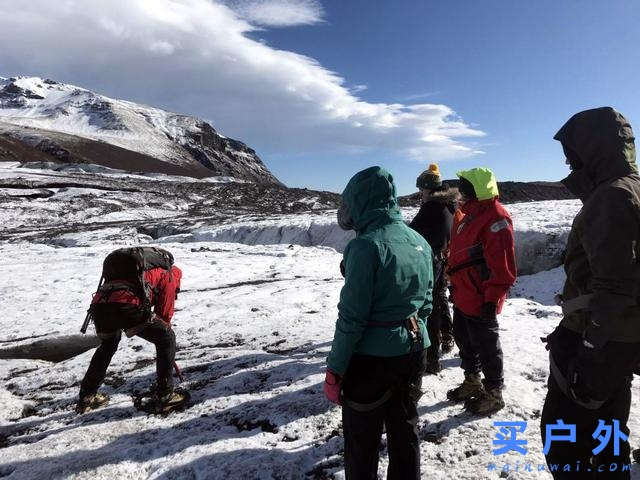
{"left": 557, "top": 107, "right": 640, "bottom": 343}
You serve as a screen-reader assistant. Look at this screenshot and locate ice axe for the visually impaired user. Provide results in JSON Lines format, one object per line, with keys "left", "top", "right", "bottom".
{"left": 81, "top": 276, "right": 105, "bottom": 334}
{"left": 167, "top": 322, "right": 184, "bottom": 383}
{"left": 173, "top": 361, "right": 184, "bottom": 383}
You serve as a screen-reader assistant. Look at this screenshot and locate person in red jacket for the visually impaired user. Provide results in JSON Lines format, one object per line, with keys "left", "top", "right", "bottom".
{"left": 446, "top": 167, "right": 516, "bottom": 415}
{"left": 77, "top": 263, "right": 184, "bottom": 413}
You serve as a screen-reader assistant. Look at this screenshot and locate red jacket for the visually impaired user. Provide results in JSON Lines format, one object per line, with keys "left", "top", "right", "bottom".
{"left": 92, "top": 266, "right": 182, "bottom": 324}
{"left": 448, "top": 198, "right": 516, "bottom": 317}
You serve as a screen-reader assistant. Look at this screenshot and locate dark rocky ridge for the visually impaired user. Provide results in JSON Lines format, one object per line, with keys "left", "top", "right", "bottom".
{"left": 398, "top": 179, "right": 574, "bottom": 206}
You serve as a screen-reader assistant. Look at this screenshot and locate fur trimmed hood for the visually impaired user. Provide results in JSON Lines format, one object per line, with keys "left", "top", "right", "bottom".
{"left": 423, "top": 187, "right": 459, "bottom": 205}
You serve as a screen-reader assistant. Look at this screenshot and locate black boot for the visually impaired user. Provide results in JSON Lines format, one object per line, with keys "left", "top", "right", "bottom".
{"left": 441, "top": 333, "right": 455, "bottom": 354}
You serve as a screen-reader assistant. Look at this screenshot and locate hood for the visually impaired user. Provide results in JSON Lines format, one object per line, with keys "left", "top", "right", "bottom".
{"left": 341, "top": 166, "right": 402, "bottom": 232}
{"left": 555, "top": 107, "right": 637, "bottom": 198}
{"left": 424, "top": 187, "right": 459, "bottom": 205}
{"left": 456, "top": 168, "right": 499, "bottom": 201}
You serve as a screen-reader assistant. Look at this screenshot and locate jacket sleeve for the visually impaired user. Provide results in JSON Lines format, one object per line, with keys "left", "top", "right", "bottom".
{"left": 480, "top": 215, "right": 517, "bottom": 305}
{"left": 326, "top": 239, "right": 378, "bottom": 375}
{"left": 152, "top": 266, "right": 182, "bottom": 324}
{"left": 582, "top": 188, "right": 640, "bottom": 331}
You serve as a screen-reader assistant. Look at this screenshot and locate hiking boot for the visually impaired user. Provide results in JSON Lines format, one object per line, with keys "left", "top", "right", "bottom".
{"left": 425, "top": 361, "right": 442, "bottom": 375}
{"left": 465, "top": 387, "right": 505, "bottom": 416}
{"left": 76, "top": 392, "right": 109, "bottom": 414}
{"left": 441, "top": 334, "right": 455, "bottom": 354}
{"left": 157, "top": 389, "right": 189, "bottom": 413}
{"left": 446, "top": 373, "right": 483, "bottom": 402}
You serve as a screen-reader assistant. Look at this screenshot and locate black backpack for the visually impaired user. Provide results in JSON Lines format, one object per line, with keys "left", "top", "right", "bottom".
{"left": 100, "top": 246, "right": 173, "bottom": 309}
{"left": 82, "top": 247, "right": 174, "bottom": 333}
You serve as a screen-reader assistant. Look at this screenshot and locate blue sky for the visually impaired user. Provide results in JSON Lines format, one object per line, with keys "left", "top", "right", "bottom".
{"left": 257, "top": 0, "right": 640, "bottom": 193}
{"left": 1, "top": 0, "right": 639, "bottom": 194}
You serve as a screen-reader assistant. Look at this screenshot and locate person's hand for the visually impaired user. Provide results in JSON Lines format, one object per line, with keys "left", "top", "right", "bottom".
{"left": 324, "top": 369, "right": 342, "bottom": 405}
{"left": 582, "top": 319, "right": 607, "bottom": 349}
{"left": 481, "top": 302, "right": 497, "bottom": 322}
{"left": 541, "top": 327, "right": 560, "bottom": 351}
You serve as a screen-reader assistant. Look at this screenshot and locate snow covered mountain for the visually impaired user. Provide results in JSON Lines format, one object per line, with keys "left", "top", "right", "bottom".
{"left": 0, "top": 76, "right": 281, "bottom": 183}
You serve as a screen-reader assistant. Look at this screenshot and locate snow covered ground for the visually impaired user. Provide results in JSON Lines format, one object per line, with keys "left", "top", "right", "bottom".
{"left": 0, "top": 160, "right": 632, "bottom": 479}
{"left": 1, "top": 226, "right": 640, "bottom": 479}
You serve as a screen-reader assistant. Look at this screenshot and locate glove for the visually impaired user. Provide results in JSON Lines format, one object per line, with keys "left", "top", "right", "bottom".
{"left": 323, "top": 369, "right": 342, "bottom": 405}
{"left": 582, "top": 321, "right": 607, "bottom": 350}
{"left": 567, "top": 341, "right": 607, "bottom": 406}
{"left": 541, "top": 327, "right": 560, "bottom": 352}
{"left": 481, "top": 302, "right": 497, "bottom": 322}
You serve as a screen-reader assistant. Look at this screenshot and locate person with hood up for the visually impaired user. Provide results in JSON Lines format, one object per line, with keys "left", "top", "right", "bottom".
{"left": 324, "top": 166, "right": 433, "bottom": 480}
{"left": 541, "top": 107, "right": 640, "bottom": 478}
{"left": 446, "top": 167, "right": 516, "bottom": 415}
{"left": 409, "top": 163, "right": 458, "bottom": 374}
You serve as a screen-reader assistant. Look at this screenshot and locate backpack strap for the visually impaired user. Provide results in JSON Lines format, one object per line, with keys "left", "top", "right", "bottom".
{"left": 136, "top": 247, "right": 154, "bottom": 321}
{"left": 447, "top": 242, "right": 488, "bottom": 277}
{"left": 447, "top": 257, "right": 487, "bottom": 275}
{"left": 96, "top": 281, "right": 139, "bottom": 303}
{"left": 342, "top": 388, "right": 396, "bottom": 412}
{"left": 367, "top": 315, "right": 423, "bottom": 353}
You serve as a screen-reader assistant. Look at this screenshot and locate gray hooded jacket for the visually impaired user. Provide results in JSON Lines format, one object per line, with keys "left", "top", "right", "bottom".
{"left": 557, "top": 107, "right": 640, "bottom": 343}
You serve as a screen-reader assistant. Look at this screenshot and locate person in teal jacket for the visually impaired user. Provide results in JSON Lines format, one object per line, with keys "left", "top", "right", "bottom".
{"left": 324, "top": 166, "right": 433, "bottom": 480}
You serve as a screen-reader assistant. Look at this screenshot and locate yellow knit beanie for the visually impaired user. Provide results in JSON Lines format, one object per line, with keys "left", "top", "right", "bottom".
{"left": 416, "top": 163, "right": 442, "bottom": 189}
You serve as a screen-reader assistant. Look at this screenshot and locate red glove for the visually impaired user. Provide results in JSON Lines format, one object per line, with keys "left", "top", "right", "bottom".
{"left": 324, "top": 369, "right": 342, "bottom": 405}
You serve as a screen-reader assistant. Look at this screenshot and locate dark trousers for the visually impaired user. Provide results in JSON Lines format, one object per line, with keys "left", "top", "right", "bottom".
{"left": 341, "top": 350, "right": 426, "bottom": 480}
{"left": 426, "top": 267, "right": 453, "bottom": 363}
{"left": 452, "top": 307, "right": 503, "bottom": 390}
{"left": 80, "top": 307, "right": 176, "bottom": 398}
{"left": 541, "top": 375, "right": 632, "bottom": 479}
{"left": 541, "top": 326, "right": 640, "bottom": 479}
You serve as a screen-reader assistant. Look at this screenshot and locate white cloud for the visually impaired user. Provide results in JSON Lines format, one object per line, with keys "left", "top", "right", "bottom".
{"left": 225, "top": 0, "right": 324, "bottom": 27}
{"left": 0, "top": 0, "right": 485, "bottom": 161}
{"left": 399, "top": 91, "right": 440, "bottom": 102}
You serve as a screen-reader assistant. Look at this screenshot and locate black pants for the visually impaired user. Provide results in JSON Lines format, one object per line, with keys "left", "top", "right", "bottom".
{"left": 541, "top": 326, "right": 640, "bottom": 479}
{"left": 80, "top": 304, "right": 176, "bottom": 398}
{"left": 341, "top": 350, "right": 426, "bottom": 480}
{"left": 452, "top": 307, "right": 503, "bottom": 390}
{"left": 426, "top": 267, "right": 453, "bottom": 363}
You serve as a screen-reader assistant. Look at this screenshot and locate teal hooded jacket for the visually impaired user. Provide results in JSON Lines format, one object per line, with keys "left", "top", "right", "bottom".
{"left": 327, "top": 167, "right": 433, "bottom": 375}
